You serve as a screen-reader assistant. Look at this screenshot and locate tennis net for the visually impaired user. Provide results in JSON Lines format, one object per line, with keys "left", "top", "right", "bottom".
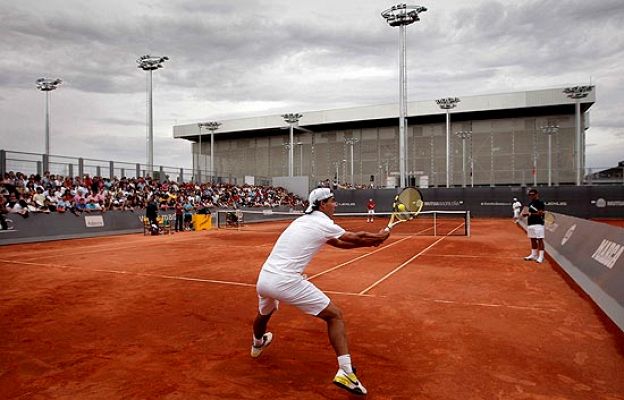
{"left": 216, "top": 210, "right": 470, "bottom": 236}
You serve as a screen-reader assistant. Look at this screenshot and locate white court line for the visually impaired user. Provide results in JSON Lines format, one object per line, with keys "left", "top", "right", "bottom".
{"left": 426, "top": 298, "right": 559, "bottom": 312}
{"left": 5, "top": 233, "right": 271, "bottom": 261}
{"left": 358, "top": 223, "right": 465, "bottom": 295}
{"left": 307, "top": 236, "right": 414, "bottom": 280}
{"left": 307, "top": 226, "right": 435, "bottom": 280}
{"left": 0, "top": 259, "right": 375, "bottom": 297}
{"left": 424, "top": 254, "right": 521, "bottom": 259}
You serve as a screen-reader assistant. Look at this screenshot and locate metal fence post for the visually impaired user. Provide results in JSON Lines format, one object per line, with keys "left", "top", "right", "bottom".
{"left": 37, "top": 161, "right": 42, "bottom": 176}
{"left": 96, "top": 166, "right": 101, "bottom": 177}
{"left": 136, "top": 163, "right": 140, "bottom": 179}
{"left": 109, "top": 161, "right": 114, "bottom": 179}
{"left": 0, "top": 150, "right": 6, "bottom": 177}
{"left": 120, "top": 168, "right": 125, "bottom": 178}
{"left": 78, "top": 158, "right": 84, "bottom": 178}
{"left": 68, "top": 164, "right": 73, "bottom": 178}
{"left": 42, "top": 153, "right": 49, "bottom": 173}
{"left": 159, "top": 166, "right": 165, "bottom": 183}
{"left": 179, "top": 168, "right": 184, "bottom": 183}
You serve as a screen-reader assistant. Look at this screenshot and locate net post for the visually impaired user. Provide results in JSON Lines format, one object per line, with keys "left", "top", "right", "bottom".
{"left": 466, "top": 210, "right": 471, "bottom": 237}
{"left": 433, "top": 211, "right": 437, "bottom": 237}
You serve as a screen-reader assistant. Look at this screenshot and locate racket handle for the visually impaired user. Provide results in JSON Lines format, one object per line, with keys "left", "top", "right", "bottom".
{"left": 384, "top": 226, "right": 391, "bottom": 232}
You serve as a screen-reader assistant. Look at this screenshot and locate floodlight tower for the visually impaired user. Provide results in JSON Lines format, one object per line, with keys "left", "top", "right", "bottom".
{"left": 436, "top": 97, "right": 460, "bottom": 188}
{"left": 540, "top": 123, "right": 559, "bottom": 187}
{"left": 382, "top": 3, "right": 427, "bottom": 188}
{"left": 281, "top": 113, "right": 303, "bottom": 177}
{"left": 455, "top": 130, "right": 472, "bottom": 188}
{"left": 563, "top": 85, "right": 592, "bottom": 185}
{"left": 35, "top": 78, "right": 63, "bottom": 157}
{"left": 345, "top": 137, "right": 360, "bottom": 186}
{"left": 198, "top": 121, "right": 221, "bottom": 181}
{"left": 137, "top": 54, "right": 169, "bottom": 178}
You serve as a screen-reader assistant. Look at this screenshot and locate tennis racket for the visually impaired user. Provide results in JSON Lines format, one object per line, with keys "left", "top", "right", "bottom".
{"left": 385, "top": 187, "right": 424, "bottom": 231}
{"left": 528, "top": 204, "right": 554, "bottom": 224}
{"left": 544, "top": 211, "right": 555, "bottom": 225}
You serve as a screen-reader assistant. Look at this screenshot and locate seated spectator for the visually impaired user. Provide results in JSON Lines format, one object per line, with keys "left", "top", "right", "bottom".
{"left": 75, "top": 197, "right": 87, "bottom": 213}
{"left": 6, "top": 193, "right": 28, "bottom": 218}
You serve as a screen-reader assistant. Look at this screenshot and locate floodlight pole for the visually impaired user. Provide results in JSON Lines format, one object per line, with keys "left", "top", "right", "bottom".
{"left": 456, "top": 130, "right": 472, "bottom": 188}
{"left": 382, "top": 3, "right": 427, "bottom": 188}
{"left": 198, "top": 121, "right": 221, "bottom": 182}
{"left": 137, "top": 55, "right": 169, "bottom": 178}
{"left": 436, "top": 97, "right": 460, "bottom": 188}
{"left": 541, "top": 123, "right": 560, "bottom": 187}
{"left": 281, "top": 113, "right": 303, "bottom": 177}
{"left": 563, "top": 86, "right": 592, "bottom": 186}
{"left": 35, "top": 78, "right": 63, "bottom": 158}
{"left": 345, "top": 137, "right": 359, "bottom": 186}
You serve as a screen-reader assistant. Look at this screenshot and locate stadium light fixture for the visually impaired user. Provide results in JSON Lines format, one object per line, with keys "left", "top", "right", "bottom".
{"left": 540, "top": 123, "right": 560, "bottom": 187}
{"left": 35, "top": 78, "right": 63, "bottom": 159}
{"left": 563, "top": 85, "right": 592, "bottom": 185}
{"left": 198, "top": 121, "right": 221, "bottom": 182}
{"left": 382, "top": 3, "right": 427, "bottom": 188}
{"left": 137, "top": 54, "right": 169, "bottom": 178}
{"left": 281, "top": 113, "right": 303, "bottom": 177}
{"left": 345, "top": 137, "right": 360, "bottom": 186}
{"left": 455, "top": 130, "right": 472, "bottom": 188}
{"left": 436, "top": 97, "right": 460, "bottom": 188}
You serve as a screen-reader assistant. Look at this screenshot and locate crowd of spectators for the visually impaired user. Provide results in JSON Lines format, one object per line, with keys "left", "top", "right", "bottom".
{"left": 0, "top": 171, "right": 305, "bottom": 222}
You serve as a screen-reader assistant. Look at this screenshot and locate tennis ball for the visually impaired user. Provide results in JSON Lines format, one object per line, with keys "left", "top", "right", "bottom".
{"left": 397, "top": 204, "right": 406, "bottom": 212}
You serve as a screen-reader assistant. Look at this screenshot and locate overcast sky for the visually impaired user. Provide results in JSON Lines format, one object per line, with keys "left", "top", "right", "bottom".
{"left": 1, "top": 0, "right": 623, "bottom": 171}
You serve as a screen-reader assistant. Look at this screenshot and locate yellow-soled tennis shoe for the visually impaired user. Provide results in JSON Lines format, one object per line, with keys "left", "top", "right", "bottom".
{"left": 250, "top": 332, "right": 273, "bottom": 358}
{"left": 333, "top": 368, "right": 367, "bottom": 396}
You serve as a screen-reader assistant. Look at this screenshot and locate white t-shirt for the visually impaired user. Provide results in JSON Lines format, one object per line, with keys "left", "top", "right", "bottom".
{"left": 261, "top": 211, "right": 346, "bottom": 276}
{"left": 512, "top": 201, "right": 522, "bottom": 213}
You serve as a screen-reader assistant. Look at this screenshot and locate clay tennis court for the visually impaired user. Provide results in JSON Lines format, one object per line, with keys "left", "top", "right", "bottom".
{"left": 1, "top": 218, "right": 623, "bottom": 399}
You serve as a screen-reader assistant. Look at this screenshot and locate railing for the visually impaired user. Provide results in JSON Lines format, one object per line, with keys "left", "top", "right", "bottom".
{"left": 0, "top": 149, "right": 272, "bottom": 186}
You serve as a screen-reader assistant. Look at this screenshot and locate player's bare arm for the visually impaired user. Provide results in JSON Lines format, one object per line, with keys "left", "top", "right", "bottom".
{"left": 327, "top": 230, "right": 389, "bottom": 248}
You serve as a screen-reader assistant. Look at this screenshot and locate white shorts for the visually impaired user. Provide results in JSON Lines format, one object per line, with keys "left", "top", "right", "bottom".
{"left": 256, "top": 269, "right": 330, "bottom": 316}
{"left": 527, "top": 224, "right": 545, "bottom": 239}
{"left": 513, "top": 211, "right": 520, "bottom": 218}
{"left": 368, "top": 210, "right": 375, "bottom": 215}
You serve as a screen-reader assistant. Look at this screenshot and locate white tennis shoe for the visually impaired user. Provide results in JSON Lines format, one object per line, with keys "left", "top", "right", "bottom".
{"left": 251, "top": 332, "right": 273, "bottom": 358}
{"left": 524, "top": 255, "right": 537, "bottom": 261}
{"left": 333, "top": 368, "right": 367, "bottom": 396}
{"left": 535, "top": 257, "right": 544, "bottom": 263}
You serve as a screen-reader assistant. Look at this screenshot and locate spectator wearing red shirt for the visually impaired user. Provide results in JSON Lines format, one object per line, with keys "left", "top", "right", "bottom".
{"left": 367, "top": 198, "right": 376, "bottom": 223}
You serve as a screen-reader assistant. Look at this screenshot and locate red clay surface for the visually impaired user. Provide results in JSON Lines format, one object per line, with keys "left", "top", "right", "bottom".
{"left": 1, "top": 219, "right": 623, "bottom": 399}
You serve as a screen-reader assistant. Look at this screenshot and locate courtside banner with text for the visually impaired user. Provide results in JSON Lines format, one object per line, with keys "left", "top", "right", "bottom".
{"left": 544, "top": 212, "right": 624, "bottom": 332}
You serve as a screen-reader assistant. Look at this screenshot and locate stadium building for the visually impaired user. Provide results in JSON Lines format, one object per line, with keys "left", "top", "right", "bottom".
{"left": 173, "top": 86, "right": 595, "bottom": 188}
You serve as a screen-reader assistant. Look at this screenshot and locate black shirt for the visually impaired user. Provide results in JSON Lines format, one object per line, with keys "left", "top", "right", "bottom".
{"left": 527, "top": 199, "right": 545, "bottom": 226}
{"left": 145, "top": 202, "right": 158, "bottom": 220}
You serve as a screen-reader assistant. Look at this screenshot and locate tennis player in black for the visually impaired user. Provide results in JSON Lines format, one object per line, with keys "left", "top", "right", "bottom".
{"left": 522, "top": 189, "right": 545, "bottom": 263}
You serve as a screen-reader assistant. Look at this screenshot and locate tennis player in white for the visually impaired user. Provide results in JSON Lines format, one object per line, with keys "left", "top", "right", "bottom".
{"left": 512, "top": 197, "right": 522, "bottom": 223}
{"left": 251, "top": 188, "right": 389, "bottom": 396}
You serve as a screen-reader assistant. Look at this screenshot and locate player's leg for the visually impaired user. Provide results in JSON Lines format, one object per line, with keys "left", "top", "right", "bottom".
{"left": 252, "top": 274, "right": 279, "bottom": 358}
{"left": 524, "top": 234, "right": 539, "bottom": 261}
{"left": 278, "top": 279, "right": 367, "bottom": 395}
{"left": 251, "top": 309, "right": 275, "bottom": 358}
{"left": 317, "top": 302, "right": 367, "bottom": 396}
{"left": 317, "top": 302, "right": 349, "bottom": 356}
{"left": 536, "top": 238, "right": 545, "bottom": 263}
